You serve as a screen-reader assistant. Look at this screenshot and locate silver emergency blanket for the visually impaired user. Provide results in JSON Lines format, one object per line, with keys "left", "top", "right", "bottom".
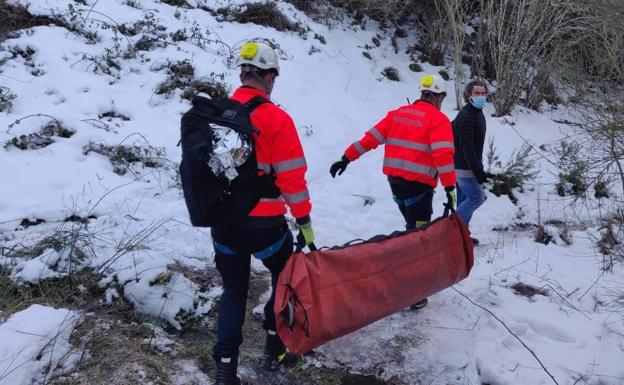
{"left": 208, "top": 124, "right": 252, "bottom": 181}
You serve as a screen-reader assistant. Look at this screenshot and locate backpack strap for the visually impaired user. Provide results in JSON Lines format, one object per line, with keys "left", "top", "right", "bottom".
{"left": 243, "top": 95, "right": 270, "bottom": 112}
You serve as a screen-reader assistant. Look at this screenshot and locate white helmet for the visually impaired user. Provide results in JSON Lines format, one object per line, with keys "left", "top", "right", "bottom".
{"left": 236, "top": 41, "right": 279, "bottom": 75}
{"left": 419, "top": 74, "right": 447, "bottom": 94}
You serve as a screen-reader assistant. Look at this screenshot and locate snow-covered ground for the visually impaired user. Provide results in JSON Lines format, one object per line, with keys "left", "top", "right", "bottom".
{"left": 0, "top": 305, "right": 80, "bottom": 385}
{"left": 1, "top": 1, "right": 623, "bottom": 384}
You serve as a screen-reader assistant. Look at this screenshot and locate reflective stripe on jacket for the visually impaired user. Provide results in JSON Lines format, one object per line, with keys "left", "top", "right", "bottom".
{"left": 344, "top": 100, "right": 456, "bottom": 187}
{"left": 230, "top": 87, "right": 311, "bottom": 219}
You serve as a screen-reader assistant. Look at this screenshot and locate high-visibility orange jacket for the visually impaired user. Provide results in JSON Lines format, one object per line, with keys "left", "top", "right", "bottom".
{"left": 344, "top": 100, "right": 456, "bottom": 187}
{"left": 230, "top": 87, "right": 311, "bottom": 220}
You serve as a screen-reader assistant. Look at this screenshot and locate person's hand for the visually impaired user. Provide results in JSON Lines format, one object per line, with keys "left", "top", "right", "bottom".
{"left": 476, "top": 171, "right": 488, "bottom": 184}
{"left": 485, "top": 171, "right": 496, "bottom": 179}
{"left": 444, "top": 185, "right": 456, "bottom": 207}
{"left": 296, "top": 216, "right": 315, "bottom": 248}
{"left": 329, "top": 156, "right": 350, "bottom": 178}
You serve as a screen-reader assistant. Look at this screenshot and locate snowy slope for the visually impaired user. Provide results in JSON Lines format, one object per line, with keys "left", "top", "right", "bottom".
{"left": 1, "top": 1, "right": 623, "bottom": 385}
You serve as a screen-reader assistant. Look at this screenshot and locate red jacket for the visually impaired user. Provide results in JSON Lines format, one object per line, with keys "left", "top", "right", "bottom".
{"left": 230, "top": 87, "right": 311, "bottom": 220}
{"left": 345, "top": 101, "right": 456, "bottom": 187}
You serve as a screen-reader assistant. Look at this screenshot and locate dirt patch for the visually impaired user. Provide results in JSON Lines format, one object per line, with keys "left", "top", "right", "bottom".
{"left": 511, "top": 282, "right": 548, "bottom": 299}
{"left": 160, "top": 0, "right": 190, "bottom": 8}
{"left": 64, "top": 214, "right": 98, "bottom": 224}
{"left": 0, "top": 3, "right": 55, "bottom": 40}
{"left": 19, "top": 218, "right": 46, "bottom": 228}
{"left": 382, "top": 67, "right": 400, "bottom": 82}
{"left": 50, "top": 305, "right": 175, "bottom": 385}
{"left": 409, "top": 63, "right": 423, "bottom": 72}
{"left": 99, "top": 111, "right": 130, "bottom": 121}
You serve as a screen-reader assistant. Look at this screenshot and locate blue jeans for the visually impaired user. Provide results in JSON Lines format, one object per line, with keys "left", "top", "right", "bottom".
{"left": 456, "top": 176, "right": 486, "bottom": 226}
{"left": 210, "top": 223, "right": 293, "bottom": 360}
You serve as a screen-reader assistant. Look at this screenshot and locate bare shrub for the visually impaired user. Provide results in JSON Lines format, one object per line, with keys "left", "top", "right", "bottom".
{"left": 418, "top": 4, "right": 449, "bottom": 67}
{"left": 83, "top": 140, "right": 167, "bottom": 177}
{"left": 5, "top": 118, "right": 74, "bottom": 150}
{"left": 218, "top": 2, "right": 304, "bottom": 33}
{"left": 558, "top": 0, "right": 624, "bottom": 265}
{"left": 285, "top": 0, "right": 317, "bottom": 14}
{"left": 181, "top": 79, "right": 229, "bottom": 101}
{"left": 474, "top": 0, "right": 579, "bottom": 116}
{"left": 0, "top": 86, "right": 17, "bottom": 113}
{"left": 595, "top": 212, "right": 624, "bottom": 271}
{"left": 8, "top": 45, "right": 46, "bottom": 76}
{"left": 327, "top": 0, "right": 417, "bottom": 23}
{"left": 155, "top": 59, "right": 230, "bottom": 101}
{"left": 155, "top": 59, "right": 194, "bottom": 96}
{"left": 558, "top": 1, "right": 624, "bottom": 201}
{"left": 438, "top": 0, "right": 473, "bottom": 110}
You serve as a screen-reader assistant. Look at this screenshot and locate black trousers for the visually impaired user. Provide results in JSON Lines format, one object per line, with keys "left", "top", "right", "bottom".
{"left": 388, "top": 177, "right": 434, "bottom": 230}
{"left": 210, "top": 222, "right": 293, "bottom": 360}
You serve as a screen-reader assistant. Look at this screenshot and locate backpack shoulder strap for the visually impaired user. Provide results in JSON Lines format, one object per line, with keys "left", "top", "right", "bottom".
{"left": 243, "top": 96, "right": 270, "bottom": 113}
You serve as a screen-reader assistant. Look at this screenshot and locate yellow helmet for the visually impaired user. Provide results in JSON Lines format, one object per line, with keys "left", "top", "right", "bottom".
{"left": 419, "top": 74, "right": 447, "bottom": 94}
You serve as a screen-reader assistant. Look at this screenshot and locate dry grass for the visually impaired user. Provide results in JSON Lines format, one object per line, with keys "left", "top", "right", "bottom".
{"left": 0, "top": 266, "right": 102, "bottom": 317}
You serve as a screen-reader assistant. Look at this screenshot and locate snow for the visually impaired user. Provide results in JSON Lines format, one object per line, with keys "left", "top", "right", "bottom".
{"left": 1, "top": 1, "right": 623, "bottom": 385}
{"left": 0, "top": 305, "right": 80, "bottom": 385}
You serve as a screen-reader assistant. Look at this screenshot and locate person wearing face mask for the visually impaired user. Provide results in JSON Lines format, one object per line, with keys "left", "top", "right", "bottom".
{"left": 452, "top": 80, "right": 492, "bottom": 245}
{"left": 210, "top": 41, "right": 314, "bottom": 385}
{"left": 329, "top": 74, "right": 456, "bottom": 311}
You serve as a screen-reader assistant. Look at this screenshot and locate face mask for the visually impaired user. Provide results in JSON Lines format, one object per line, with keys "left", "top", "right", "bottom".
{"left": 470, "top": 96, "right": 487, "bottom": 109}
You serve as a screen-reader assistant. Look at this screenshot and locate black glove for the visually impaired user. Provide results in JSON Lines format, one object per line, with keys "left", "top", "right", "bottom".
{"left": 485, "top": 171, "right": 496, "bottom": 179}
{"left": 329, "top": 155, "right": 350, "bottom": 178}
{"left": 476, "top": 170, "right": 488, "bottom": 184}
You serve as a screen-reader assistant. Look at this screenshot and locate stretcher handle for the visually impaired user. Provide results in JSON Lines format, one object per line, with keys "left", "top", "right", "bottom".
{"left": 295, "top": 241, "right": 317, "bottom": 253}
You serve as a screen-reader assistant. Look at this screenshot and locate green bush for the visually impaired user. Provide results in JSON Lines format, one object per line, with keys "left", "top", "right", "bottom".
{"left": 487, "top": 140, "right": 538, "bottom": 205}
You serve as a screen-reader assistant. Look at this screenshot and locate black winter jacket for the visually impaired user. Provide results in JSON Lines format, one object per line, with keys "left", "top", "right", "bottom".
{"left": 452, "top": 104, "right": 487, "bottom": 183}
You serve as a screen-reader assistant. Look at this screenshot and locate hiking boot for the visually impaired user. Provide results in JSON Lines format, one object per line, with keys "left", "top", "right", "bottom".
{"left": 215, "top": 356, "right": 241, "bottom": 385}
{"left": 409, "top": 297, "right": 428, "bottom": 311}
{"left": 262, "top": 330, "right": 299, "bottom": 371}
{"left": 471, "top": 237, "right": 480, "bottom": 246}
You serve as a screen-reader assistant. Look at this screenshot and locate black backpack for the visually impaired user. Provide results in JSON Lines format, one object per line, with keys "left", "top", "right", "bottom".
{"left": 179, "top": 95, "right": 278, "bottom": 227}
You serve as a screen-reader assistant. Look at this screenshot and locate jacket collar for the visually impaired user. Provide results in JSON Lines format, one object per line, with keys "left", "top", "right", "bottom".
{"left": 464, "top": 102, "right": 483, "bottom": 113}
{"left": 414, "top": 99, "right": 438, "bottom": 110}
{"left": 232, "top": 86, "right": 270, "bottom": 100}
